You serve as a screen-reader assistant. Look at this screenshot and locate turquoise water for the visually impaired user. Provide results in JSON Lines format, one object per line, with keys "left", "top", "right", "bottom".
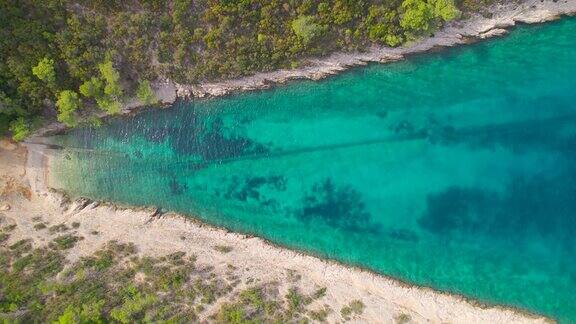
{"left": 51, "top": 19, "right": 576, "bottom": 321}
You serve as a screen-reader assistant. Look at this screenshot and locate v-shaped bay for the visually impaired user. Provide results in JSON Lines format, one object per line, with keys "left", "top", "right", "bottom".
{"left": 51, "top": 18, "right": 576, "bottom": 322}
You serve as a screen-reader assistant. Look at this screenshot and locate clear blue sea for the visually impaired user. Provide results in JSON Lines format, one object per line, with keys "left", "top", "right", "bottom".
{"left": 51, "top": 18, "right": 576, "bottom": 321}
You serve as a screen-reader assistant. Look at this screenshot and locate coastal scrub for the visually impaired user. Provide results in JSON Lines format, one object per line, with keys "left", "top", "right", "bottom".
{"left": 0, "top": 238, "right": 339, "bottom": 323}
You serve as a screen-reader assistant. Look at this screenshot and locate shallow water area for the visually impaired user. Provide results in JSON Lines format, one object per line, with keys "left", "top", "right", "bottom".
{"left": 51, "top": 18, "right": 576, "bottom": 321}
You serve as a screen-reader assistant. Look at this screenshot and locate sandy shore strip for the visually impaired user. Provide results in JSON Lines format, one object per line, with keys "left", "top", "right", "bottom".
{"left": 0, "top": 140, "right": 553, "bottom": 322}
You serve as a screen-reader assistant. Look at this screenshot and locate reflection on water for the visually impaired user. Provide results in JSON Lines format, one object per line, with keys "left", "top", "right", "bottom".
{"left": 51, "top": 19, "right": 576, "bottom": 322}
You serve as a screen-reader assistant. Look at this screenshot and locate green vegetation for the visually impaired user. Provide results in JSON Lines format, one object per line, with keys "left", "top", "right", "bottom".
{"left": 49, "top": 234, "right": 83, "bottom": 250}
{"left": 0, "top": 235, "right": 345, "bottom": 323}
{"left": 3, "top": 224, "right": 17, "bottom": 232}
{"left": 213, "top": 284, "right": 329, "bottom": 323}
{"left": 33, "top": 223, "right": 47, "bottom": 231}
{"left": 309, "top": 305, "right": 331, "bottom": 321}
{"left": 8, "top": 117, "right": 30, "bottom": 142}
{"left": 400, "top": 0, "right": 459, "bottom": 36}
{"left": 96, "top": 60, "right": 123, "bottom": 114}
{"left": 213, "top": 245, "right": 233, "bottom": 253}
{"left": 0, "top": 240, "right": 197, "bottom": 322}
{"left": 340, "top": 299, "right": 365, "bottom": 320}
{"left": 48, "top": 223, "right": 69, "bottom": 234}
{"left": 395, "top": 312, "right": 413, "bottom": 323}
{"left": 79, "top": 77, "right": 103, "bottom": 98}
{"left": 292, "top": 15, "right": 324, "bottom": 44}
{"left": 56, "top": 90, "right": 81, "bottom": 127}
{"left": 79, "top": 61, "right": 123, "bottom": 114}
{"left": 1, "top": 0, "right": 489, "bottom": 140}
{"left": 86, "top": 116, "right": 103, "bottom": 128}
{"left": 136, "top": 80, "right": 158, "bottom": 105}
{"left": 312, "top": 286, "right": 327, "bottom": 299}
{"left": 32, "top": 58, "right": 57, "bottom": 86}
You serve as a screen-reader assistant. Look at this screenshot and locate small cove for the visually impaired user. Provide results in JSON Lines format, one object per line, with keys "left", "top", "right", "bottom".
{"left": 50, "top": 18, "right": 576, "bottom": 321}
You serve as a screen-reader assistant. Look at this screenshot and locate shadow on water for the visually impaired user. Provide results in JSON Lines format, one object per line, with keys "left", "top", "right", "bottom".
{"left": 54, "top": 112, "right": 576, "bottom": 178}
{"left": 419, "top": 169, "right": 576, "bottom": 251}
{"left": 169, "top": 177, "right": 188, "bottom": 195}
{"left": 294, "top": 179, "right": 382, "bottom": 234}
{"left": 217, "top": 175, "right": 287, "bottom": 211}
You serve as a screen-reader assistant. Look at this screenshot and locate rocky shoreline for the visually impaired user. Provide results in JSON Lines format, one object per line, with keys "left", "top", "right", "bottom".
{"left": 174, "top": 0, "right": 576, "bottom": 98}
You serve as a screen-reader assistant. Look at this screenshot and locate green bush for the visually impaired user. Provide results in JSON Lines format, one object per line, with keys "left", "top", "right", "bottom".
{"left": 33, "top": 223, "right": 47, "bottom": 230}
{"left": 56, "top": 90, "right": 80, "bottom": 127}
{"left": 291, "top": 16, "right": 323, "bottom": 44}
{"left": 432, "top": 0, "right": 460, "bottom": 21}
{"left": 110, "top": 287, "right": 157, "bottom": 323}
{"left": 215, "top": 304, "right": 246, "bottom": 324}
{"left": 49, "top": 223, "right": 69, "bottom": 234}
{"left": 213, "top": 245, "right": 233, "bottom": 253}
{"left": 50, "top": 234, "right": 83, "bottom": 250}
{"left": 79, "top": 77, "right": 104, "bottom": 98}
{"left": 98, "top": 61, "right": 123, "bottom": 99}
{"left": 32, "top": 58, "right": 56, "bottom": 86}
{"left": 400, "top": 0, "right": 459, "bottom": 35}
{"left": 136, "top": 80, "right": 158, "bottom": 105}
{"left": 8, "top": 117, "right": 30, "bottom": 141}
{"left": 340, "top": 299, "right": 365, "bottom": 319}
{"left": 87, "top": 116, "right": 103, "bottom": 128}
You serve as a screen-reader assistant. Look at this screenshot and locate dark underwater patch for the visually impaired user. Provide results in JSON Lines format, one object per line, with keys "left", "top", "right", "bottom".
{"left": 442, "top": 101, "right": 576, "bottom": 153}
{"left": 169, "top": 178, "right": 188, "bottom": 195}
{"left": 418, "top": 187, "right": 497, "bottom": 235}
{"left": 295, "top": 179, "right": 380, "bottom": 233}
{"left": 167, "top": 114, "right": 269, "bottom": 161}
{"left": 388, "top": 229, "right": 419, "bottom": 242}
{"left": 419, "top": 170, "right": 576, "bottom": 248}
{"left": 219, "top": 176, "right": 286, "bottom": 210}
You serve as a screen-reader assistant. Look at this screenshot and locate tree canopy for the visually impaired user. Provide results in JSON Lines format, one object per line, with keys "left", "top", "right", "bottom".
{"left": 32, "top": 58, "right": 56, "bottom": 86}
{"left": 79, "top": 77, "right": 104, "bottom": 98}
{"left": 56, "top": 90, "right": 80, "bottom": 127}
{"left": 400, "top": 0, "right": 459, "bottom": 35}
{"left": 292, "top": 16, "right": 323, "bottom": 44}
